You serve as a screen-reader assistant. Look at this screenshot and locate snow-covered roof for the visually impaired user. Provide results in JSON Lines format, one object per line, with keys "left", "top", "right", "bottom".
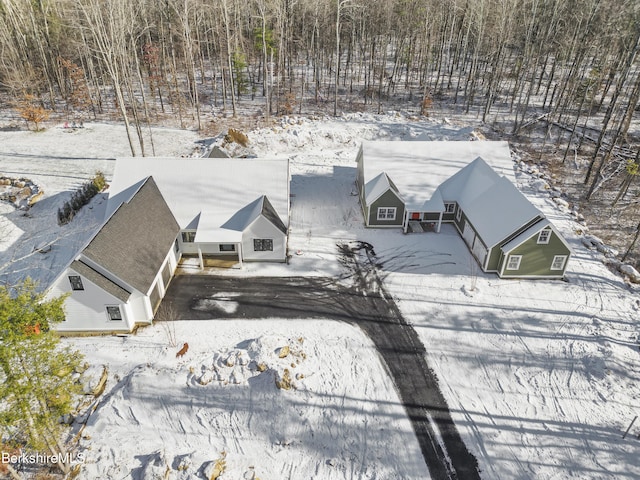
{"left": 364, "top": 172, "right": 403, "bottom": 205}
{"left": 500, "top": 218, "right": 551, "bottom": 253}
{"left": 360, "top": 140, "right": 514, "bottom": 209}
{"left": 106, "top": 157, "right": 290, "bottom": 235}
{"left": 464, "top": 173, "right": 542, "bottom": 248}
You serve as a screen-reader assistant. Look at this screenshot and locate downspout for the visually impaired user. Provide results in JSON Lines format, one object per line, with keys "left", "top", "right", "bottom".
{"left": 237, "top": 242, "right": 243, "bottom": 269}
{"left": 437, "top": 211, "right": 443, "bottom": 233}
{"left": 198, "top": 246, "right": 204, "bottom": 270}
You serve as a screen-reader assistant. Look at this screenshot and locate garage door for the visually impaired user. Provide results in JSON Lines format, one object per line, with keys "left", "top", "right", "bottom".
{"left": 471, "top": 237, "right": 488, "bottom": 267}
{"left": 149, "top": 282, "right": 162, "bottom": 313}
{"left": 462, "top": 220, "right": 475, "bottom": 247}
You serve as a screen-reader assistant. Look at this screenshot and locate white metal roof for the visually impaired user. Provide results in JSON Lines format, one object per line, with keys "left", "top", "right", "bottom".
{"left": 360, "top": 140, "right": 514, "bottom": 209}
{"left": 106, "top": 157, "right": 290, "bottom": 235}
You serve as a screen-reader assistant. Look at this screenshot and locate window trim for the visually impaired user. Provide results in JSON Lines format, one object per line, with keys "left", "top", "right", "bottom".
{"left": 253, "top": 238, "right": 274, "bottom": 252}
{"left": 444, "top": 203, "right": 455, "bottom": 214}
{"left": 506, "top": 255, "right": 522, "bottom": 270}
{"left": 68, "top": 275, "right": 84, "bottom": 291}
{"left": 219, "top": 244, "right": 236, "bottom": 252}
{"left": 537, "top": 229, "right": 551, "bottom": 245}
{"left": 550, "top": 255, "right": 567, "bottom": 271}
{"left": 106, "top": 305, "right": 123, "bottom": 321}
{"left": 455, "top": 206, "right": 462, "bottom": 222}
{"left": 377, "top": 207, "right": 397, "bottom": 221}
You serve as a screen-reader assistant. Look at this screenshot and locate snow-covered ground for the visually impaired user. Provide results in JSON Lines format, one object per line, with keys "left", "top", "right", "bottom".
{"left": 1, "top": 114, "right": 639, "bottom": 479}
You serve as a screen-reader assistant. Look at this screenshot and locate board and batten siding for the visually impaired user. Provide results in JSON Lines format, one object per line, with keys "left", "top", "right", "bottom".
{"left": 368, "top": 189, "right": 405, "bottom": 226}
{"left": 500, "top": 229, "right": 571, "bottom": 277}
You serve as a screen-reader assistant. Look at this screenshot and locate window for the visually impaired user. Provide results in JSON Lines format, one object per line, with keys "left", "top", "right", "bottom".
{"left": 68, "top": 275, "right": 84, "bottom": 291}
{"left": 377, "top": 207, "right": 397, "bottom": 221}
{"left": 254, "top": 239, "right": 274, "bottom": 251}
{"left": 106, "top": 306, "right": 122, "bottom": 321}
{"left": 456, "top": 207, "right": 462, "bottom": 222}
{"left": 445, "top": 203, "right": 455, "bottom": 213}
{"left": 506, "top": 255, "right": 522, "bottom": 270}
{"left": 181, "top": 231, "right": 196, "bottom": 243}
{"left": 551, "top": 255, "right": 567, "bottom": 271}
{"left": 219, "top": 244, "right": 236, "bottom": 252}
{"left": 174, "top": 238, "right": 180, "bottom": 253}
{"left": 537, "top": 229, "right": 551, "bottom": 244}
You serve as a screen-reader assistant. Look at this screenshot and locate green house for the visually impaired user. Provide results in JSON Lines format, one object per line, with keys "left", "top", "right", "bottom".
{"left": 356, "top": 141, "right": 572, "bottom": 279}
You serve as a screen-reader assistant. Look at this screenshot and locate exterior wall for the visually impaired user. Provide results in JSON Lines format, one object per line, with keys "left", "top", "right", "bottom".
{"left": 144, "top": 247, "right": 179, "bottom": 320}
{"left": 49, "top": 267, "right": 138, "bottom": 333}
{"left": 368, "top": 189, "right": 405, "bottom": 227}
{"left": 195, "top": 242, "right": 241, "bottom": 256}
{"left": 356, "top": 147, "right": 369, "bottom": 224}
{"left": 242, "top": 215, "right": 287, "bottom": 262}
{"left": 486, "top": 246, "right": 502, "bottom": 271}
{"left": 178, "top": 230, "right": 199, "bottom": 255}
{"left": 453, "top": 208, "right": 490, "bottom": 271}
{"left": 499, "top": 229, "right": 571, "bottom": 278}
{"left": 423, "top": 212, "right": 441, "bottom": 221}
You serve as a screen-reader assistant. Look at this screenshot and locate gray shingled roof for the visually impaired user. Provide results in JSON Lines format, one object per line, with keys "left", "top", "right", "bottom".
{"left": 82, "top": 177, "right": 180, "bottom": 295}
{"left": 70, "top": 260, "right": 131, "bottom": 302}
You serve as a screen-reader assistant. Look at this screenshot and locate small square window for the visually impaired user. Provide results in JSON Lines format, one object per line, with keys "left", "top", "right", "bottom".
{"left": 456, "top": 207, "right": 462, "bottom": 222}
{"left": 377, "top": 207, "right": 397, "bottom": 221}
{"left": 537, "top": 229, "right": 551, "bottom": 244}
{"left": 69, "top": 275, "right": 84, "bottom": 291}
{"left": 106, "top": 306, "right": 122, "bottom": 321}
{"left": 551, "top": 255, "right": 567, "bottom": 271}
{"left": 254, "top": 239, "right": 273, "bottom": 251}
{"left": 445, "top": 203, "right": 455, "bottom": 213}
{"left": 181, "top": 231, "right": 196, "bottom": 243}
{"left": 506, "top": 255, "right": 522, "bottom": 270}
{"left": 174, "top": 238, "right": 180, "bottom": 253}
{"left": 219, "top": 244, "right": 236, "bottom": 252}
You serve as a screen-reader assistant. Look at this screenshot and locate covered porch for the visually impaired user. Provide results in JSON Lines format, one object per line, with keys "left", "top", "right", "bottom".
{"left": 402, "top": 190, "right": 446, "bottom": 234}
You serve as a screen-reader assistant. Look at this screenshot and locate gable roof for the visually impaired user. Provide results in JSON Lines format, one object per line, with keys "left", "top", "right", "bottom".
{"left": 82, "top": 177, "right": 180, "bottom": 295}
{"left": 500, "top": 218, "right": 573, "bottom": 254}
{"left": 195, "top": 196, "right": 287, "bottom": 243}
{"left": 364, "top": 172, "right": 403, "bottom": 205}
{"left": 70, "top": 260, "right": 131, "bottom": 302}
{"left": 360, "top": 140, "right": 514, "bottom": 208}
{"left": 106, "top": 157, "right": 289, "bottom": 237}
{"left": 463, "top": 174, "right": 542, "bottom": 248}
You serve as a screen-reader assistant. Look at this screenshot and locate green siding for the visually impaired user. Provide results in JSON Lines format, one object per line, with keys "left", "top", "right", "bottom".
{"left": 424, "top": 212, "right": 441, "bottom": 221}
{"left": 500, "top": 229, "right": 570, "bottom": 277}
{"left": 369, "top": 189, "right": 405, "bottom": 226}
{"left": 486, "top": 247, "right": 502, "bottom": 271}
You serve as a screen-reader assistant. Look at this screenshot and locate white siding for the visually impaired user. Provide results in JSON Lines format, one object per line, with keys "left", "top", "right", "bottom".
{"left": 49, "top": 268, "right": 136, "bottom": 333}
{"left": 242, "top": 215, "right": 287, "bottom": 262}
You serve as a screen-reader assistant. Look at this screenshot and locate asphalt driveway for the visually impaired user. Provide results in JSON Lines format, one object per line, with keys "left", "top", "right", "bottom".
{"left": 157, "top": 243, "right": 481, "bottom": 480}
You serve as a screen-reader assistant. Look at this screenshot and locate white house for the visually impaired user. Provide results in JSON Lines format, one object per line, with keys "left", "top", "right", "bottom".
{"left": 48, "top": 177, "right": 181, "bottom": 333}
{"left": 49, "top": 157, "right": 291, "bottom": 333}
{"left": 107, "top": 157, "right": 290, "bottom": 266}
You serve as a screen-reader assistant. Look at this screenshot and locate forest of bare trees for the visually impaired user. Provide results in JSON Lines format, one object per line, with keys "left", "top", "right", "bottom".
{"left": 1, "top": 0, "right": 640, "bottom": 262}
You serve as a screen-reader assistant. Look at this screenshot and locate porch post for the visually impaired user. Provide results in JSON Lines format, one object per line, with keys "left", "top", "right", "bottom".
{"left": 403, "top": 209, "right": 409, "bottom": 234}
{"left": 437, "top": 211, "right": 443, "bottom": 233}
{"left": 197, "top": 246, "right": 204, "bottom": 270}
{"left": 237, "top": 242, "right": 243, "bottom": 269}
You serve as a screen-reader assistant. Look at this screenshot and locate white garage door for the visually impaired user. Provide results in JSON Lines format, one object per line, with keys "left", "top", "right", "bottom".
{"left": 462, "top": 220, "right": 475, "bottom": 247}
{"left": 472, "top": 237, "right": 488, "bottom": 267}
